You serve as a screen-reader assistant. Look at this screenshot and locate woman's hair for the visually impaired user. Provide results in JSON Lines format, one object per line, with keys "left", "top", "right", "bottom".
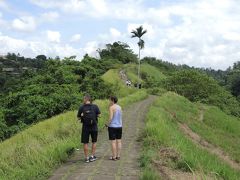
{"left": 110, "top": 96, "right": 118, "bottom": 103}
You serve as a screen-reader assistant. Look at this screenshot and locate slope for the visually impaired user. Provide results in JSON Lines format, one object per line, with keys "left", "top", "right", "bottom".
{"left": 0, "top": 91, "right": 148, "bottom": 180}
{"left": 142, "top": 92, "right": 240, "bottom": 180}
{"left": 101, "top": 63, "right": 166, "bottom": 97}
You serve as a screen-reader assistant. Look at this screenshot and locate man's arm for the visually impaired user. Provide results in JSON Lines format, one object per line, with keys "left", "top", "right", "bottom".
{"left": 77, "top": 105, "right": 83, "bottom": 122}
{"left": 95, "top": 105, "right": 101, "bottom": 117}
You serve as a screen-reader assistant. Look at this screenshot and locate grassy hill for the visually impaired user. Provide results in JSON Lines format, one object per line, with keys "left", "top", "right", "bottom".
{"left": 141, "top": 92, "right": 240, "bottom": 180}
{"left": 101, "top": 63, "right": 166, "bottom": 96}
{"left": 101, "top": 68, "right": 137, "bottom": 97}
{"left": 0, "top": 90, "right": 148, "bottom": 180}
{"left": 123, "top": 63, "right": 166, "bottom": 86}
{"left": 1, "top": 59, "right": 240, "bottom": 180}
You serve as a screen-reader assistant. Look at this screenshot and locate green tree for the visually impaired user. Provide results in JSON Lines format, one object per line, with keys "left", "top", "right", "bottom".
{"left": 165, "top": 70, "right": 240, "bottom": 117}
{"left": 98, "top": 41, "right": 138, "bottom": 64}
{"left": 131, "top": 26, "right": 147, "bottom": 87}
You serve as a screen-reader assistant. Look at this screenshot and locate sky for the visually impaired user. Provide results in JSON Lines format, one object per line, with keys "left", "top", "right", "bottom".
{"left": 0, "top": 0, "right": 240, "bottom": 70}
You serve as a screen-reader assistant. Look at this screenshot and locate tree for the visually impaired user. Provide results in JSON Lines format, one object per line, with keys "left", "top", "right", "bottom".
{"left": 165, "top": 69, "right": 240, "bottom": 117}
{"left": 98, "top": 41, "right": 138, "bottom": 64}
{"left": 36, "top": 55, "right": 47, "bottom": 61}
{"left": 131, "top": 26, "right": 147, "bottom": 87}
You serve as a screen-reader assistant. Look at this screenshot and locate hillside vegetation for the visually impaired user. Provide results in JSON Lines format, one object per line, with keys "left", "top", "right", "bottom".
{"left": 0, "top": 90, "right": 147, "bottom": 180}
{"left": 101, "top": 68, "right": 137, "bottom": 97}
{"left": 141, "top": 92, "right": 240, "bottom": 180}
{"left": 1, "top": 41, "right": 240, "bottom": 180}
{"left": 0, "top": 42, "right": 137, "bottom": 140}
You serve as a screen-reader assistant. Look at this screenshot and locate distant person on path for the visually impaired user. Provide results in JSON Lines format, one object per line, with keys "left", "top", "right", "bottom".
{"left": 77, "top": 94, "right": 101, "bottom": 163}
{"left": 105, "top": 96, "right": 122, "bottom": 161}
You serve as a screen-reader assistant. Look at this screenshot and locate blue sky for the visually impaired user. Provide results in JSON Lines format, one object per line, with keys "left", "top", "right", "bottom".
{"left": 1, "top": 0, "right": 240, "bottom": 70}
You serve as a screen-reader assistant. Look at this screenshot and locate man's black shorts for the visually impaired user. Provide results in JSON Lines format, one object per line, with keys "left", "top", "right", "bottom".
{"left": 81, "top": 130, "right": 98, "bottom": 144}
{"left": 108, "top": 127, "right": 122, "bottom": 140}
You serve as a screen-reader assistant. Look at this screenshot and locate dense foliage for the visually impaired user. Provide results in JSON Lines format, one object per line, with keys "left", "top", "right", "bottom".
{"left": 164, "top": 70, "right": 240, "bottom": 117}
{"left": 0, "top": 59, "right": 104, "bottom": 139}
{"left": 98, "top": 41, "right": 138, "bottom": 64}
{"left": 0, "top": 42, "right": 137, "bottom": 140}
{"left": 1, "top": 41, "right": 240, "bottom": 140}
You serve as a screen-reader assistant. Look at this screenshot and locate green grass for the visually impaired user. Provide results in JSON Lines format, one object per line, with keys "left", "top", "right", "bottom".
{"left": 190, "top": 105, "right": 240, "bottom": 163}
{"left": 157, "top": 92, "right": 240, "bottom": 163}
{"left": 0, "top": 90, "right": 147, "bottom": 180}
{"left": 140, "top": 63, "right": 166, "bottom": 81}
{"left": 124, "top": 63, "right": 166, "bottom": 83}
{"left": 101, "top": 68, "right": 137, "bottom": 97}
{"left": 141, "top": 92, "right": 240, "bottom": 180}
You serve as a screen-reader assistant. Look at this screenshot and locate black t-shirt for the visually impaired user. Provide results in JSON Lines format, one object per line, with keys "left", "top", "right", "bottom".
{"left": 77, "top": 104, "right": 101, "bottom": 131}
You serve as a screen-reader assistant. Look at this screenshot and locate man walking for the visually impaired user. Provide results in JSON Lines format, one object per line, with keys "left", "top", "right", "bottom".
{"left": 77, "top": 94, "right": 101, "bottom": 163}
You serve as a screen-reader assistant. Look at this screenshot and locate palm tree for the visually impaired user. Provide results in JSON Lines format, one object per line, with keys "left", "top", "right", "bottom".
{"left": 131, "top": 26, "right": 147, "bottom": 88}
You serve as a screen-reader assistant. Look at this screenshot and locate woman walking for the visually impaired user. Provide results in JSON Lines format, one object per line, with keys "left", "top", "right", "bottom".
{"left": 106, "top": 96, "right": 122, "bottom": 161}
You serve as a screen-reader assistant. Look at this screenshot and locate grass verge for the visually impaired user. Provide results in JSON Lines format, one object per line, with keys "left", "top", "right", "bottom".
{"left": 0, "top": 90, "right": 147, "bottom": 180}
{"left": 141, "top": 92, "right": 240, "bottom": 180}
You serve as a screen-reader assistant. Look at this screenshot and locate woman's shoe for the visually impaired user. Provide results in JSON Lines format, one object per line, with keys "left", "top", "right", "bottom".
{"left": 109, "top": 156, "right": 117, "bottom": 161}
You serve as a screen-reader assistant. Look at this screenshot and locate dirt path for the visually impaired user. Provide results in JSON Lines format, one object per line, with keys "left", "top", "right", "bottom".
{"left": 49, "top": 95, "right": 156, "bottom": 180}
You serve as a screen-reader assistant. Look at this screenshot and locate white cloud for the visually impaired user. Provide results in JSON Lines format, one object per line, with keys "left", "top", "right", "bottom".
{"left": 99, "top": 27, "right": 123, "bottom": 42}
{"left": 12, "top": 16, "right": 36, "bottom": 32}
{"left": 41, "top": 11, "right": 59, "bottom": 22}
{"left": 110, "top": 28, "right": 121, "bottom": 38}
{"left": 0, "top": 33, "right": 83, "bottom": 58}
{"left": 0, "top": 0, "right": 9, "bottom": 10}
{"left": 3, "top": 0, "right": 240, "bottom": 69}
{"left": 83, "top": 41, "right": 99, "bottom": 57}
{"left": 88, "top": 0, "right": 108, "bottom": 17}
{"left": 0, "top": 11, "right": 5, "bottom": 26}
{"left": 46, "top": 30, "right": 61, "bottom": 43}
{"left": 29, "top": 0, "right": 144, "bottom": 19}
{"left": 70, "top": 34, "right": 81, "bottom": 42}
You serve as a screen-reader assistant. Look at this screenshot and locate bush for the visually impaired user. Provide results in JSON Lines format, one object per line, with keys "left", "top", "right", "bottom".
{"left": 165, "top": 70, "right": 240, "bottom": 117}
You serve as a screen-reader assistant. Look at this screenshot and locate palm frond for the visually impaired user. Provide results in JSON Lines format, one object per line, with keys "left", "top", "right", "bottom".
{"left": 131, "top": 25, "right": 147, "bottom": 49}
{"left": 141, "top": 29, "right": 147, "bottom": 36}
{"left": 131, "top": 26, "right": 147, "bottom": 38}
{"left": 131, "top": 31, "right": 138, "bottom": 38}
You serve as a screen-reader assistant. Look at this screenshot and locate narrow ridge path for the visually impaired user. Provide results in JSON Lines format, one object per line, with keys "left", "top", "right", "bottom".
{"left": 49, "top": 95, "right": 156, "bottom": 180}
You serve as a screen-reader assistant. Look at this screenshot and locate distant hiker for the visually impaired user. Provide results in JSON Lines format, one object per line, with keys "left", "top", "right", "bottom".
{"left": 125, "top": 80, "right": 131, "bottom": 86}
{"left": 105, "top": 96, "right": 122, "bottom": 161}
{"left": 138, "top": 83, "right": 142, "bottom": 89}
{"left": 77, "top": 94, "right": 101, "bottom": 163}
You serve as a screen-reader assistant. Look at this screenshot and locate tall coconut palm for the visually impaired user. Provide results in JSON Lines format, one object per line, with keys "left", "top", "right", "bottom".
{"left": 131, "top": 26, "right": 147, "bottom": 88}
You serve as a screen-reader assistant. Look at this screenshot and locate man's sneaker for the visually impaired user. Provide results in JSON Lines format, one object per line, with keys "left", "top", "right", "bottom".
{"left": 89, "top": 155, "right": 97, "bottom": 162}
{"left": 85, "top": 157, "right": 90, "bottom": 163}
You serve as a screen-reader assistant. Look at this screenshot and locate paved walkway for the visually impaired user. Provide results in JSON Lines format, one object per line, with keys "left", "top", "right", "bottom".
{"left": 49, "top": 96, "right": 156, "bottom": 180}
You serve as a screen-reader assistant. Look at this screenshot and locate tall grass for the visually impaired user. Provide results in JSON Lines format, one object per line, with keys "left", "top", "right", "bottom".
{"left": 0, "top": 90, "right": 147, "bottom": 180}
{"left": 158, "top": 92, "right": 240, "bottom": 163}
{"left": 141, "top": 92, "right": 240, "bottom": 180}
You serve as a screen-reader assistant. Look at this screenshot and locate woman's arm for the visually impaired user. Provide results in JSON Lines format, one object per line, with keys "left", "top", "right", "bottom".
{"left": 106, "top": 106, "right": 114, "bottom": 126}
